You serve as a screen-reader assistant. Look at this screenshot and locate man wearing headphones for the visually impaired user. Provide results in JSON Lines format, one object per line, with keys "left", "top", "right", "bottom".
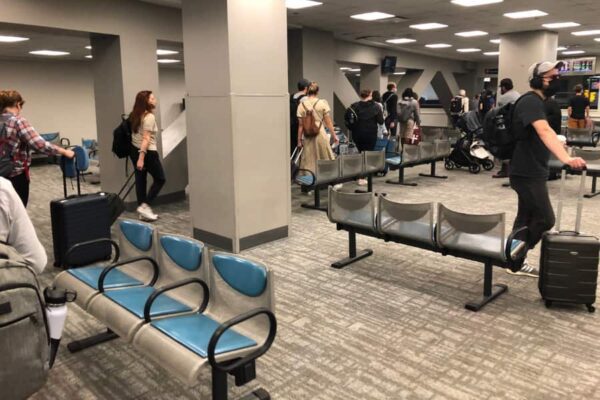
{"left": 508, "top": 61, "right": 586, "bottom": 277}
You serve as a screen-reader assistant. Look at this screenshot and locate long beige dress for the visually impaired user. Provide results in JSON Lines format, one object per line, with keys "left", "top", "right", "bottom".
{"left": 297, "top": 97, "right": 335, "bottom": 174}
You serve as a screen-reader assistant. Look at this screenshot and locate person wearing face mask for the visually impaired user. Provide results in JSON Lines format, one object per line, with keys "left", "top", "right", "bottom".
{"left": 493, "top": 78, "right": 521, "bottom": 178}
{"left": 507, "top": 61, "right": 586, "bottom": 278}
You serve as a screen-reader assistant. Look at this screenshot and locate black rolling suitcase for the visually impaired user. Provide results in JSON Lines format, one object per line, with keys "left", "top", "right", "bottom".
{"left": 50, "top": 155, "right": 111, "bottom": 268}
{"left": 539, "top": 168, "right": 599, "bottom": 313}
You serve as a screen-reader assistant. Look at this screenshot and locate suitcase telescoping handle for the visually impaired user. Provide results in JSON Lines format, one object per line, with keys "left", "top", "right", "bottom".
{"left": 60, "top": 151, "right": 81, "bottom": 198}
{"left": 556, "top": 166, "right": 587, "bottom": 233}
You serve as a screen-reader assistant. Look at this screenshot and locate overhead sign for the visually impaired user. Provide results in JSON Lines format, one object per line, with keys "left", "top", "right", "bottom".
{"left": 559, "top": 57, "right": 596, "bottom": 75}
{"left": 484, "top": 68, "right": 498, "bottom": 75}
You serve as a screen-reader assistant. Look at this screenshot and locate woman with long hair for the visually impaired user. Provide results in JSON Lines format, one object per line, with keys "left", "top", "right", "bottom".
{"left": 129, "top": 90, "right": 166, "bottom": 221}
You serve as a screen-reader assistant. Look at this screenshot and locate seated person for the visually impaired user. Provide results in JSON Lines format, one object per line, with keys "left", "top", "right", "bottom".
{"left": 0, "top": 177, "right": 47, "bottom": 273}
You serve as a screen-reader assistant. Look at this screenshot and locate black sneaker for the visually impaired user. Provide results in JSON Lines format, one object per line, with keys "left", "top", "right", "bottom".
{"left": 506, "top": 261, "right": 539, "bottom": 278}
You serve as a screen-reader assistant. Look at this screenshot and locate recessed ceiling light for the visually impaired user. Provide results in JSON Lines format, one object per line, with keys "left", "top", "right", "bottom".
{"left": 542, "top": 22, "right": 580, "bottom": 29}
{"left": 572, "top": 29, "right": 600, "bottom": 36}
{"left": 29, "top": 50, "right": 70, "bottom": 56}
{"left": 156, "top": 49, "right": 179, "bottom": 56}
{"left": 557, "top": 46, "right": 568, "bottom": 51}
{"left": 451, "top": 0, "right": 503, "bottom": 6}
{"left": 157, "top": 59, "right": 180, "bottom": 63}
{"left": 285, "top": 0, "right": 322, "bottom": 9}
{"left": 562, "top": 50, "right": 585, "bottom": 55}
{"left": 355, "top": 74, "right": 361, "bottom": 76}
{"left": 455, "top": 30, "right": 488, "bottom": 37}
{"left": 0, "top": 35, "right": 29, "bottom": 43}
{"left": 410, "top": 23, "right": 448, "bottom": 30}
{"left": 504, "top": 10, "right": 548, "bottom": 19}
{"left": 339, "top": 67, "right": 352, "bottom": 70}
{"left": 85, "top": 45, "right": 92, "bottom": 50}
{"left": 348, "top": 68, "right": 361, "bottom": 72}
{"left": 484, "top": 51, "right": 500, "bottom": 56}
{"left": 85, "top": 55, "right": 92, "bottom": 59}
{"left": 490, "top": 39, "right": 501, "bottom": 44}
{"left": 393, "top": 72, "right": 406, "bottom": 75}
{"left": 351, "top": 12, "right": 395, "bottom": 21}
{"left": 457, "top": 48, "right": 481, "bottom": 53}
{"left": 426, "top": 43, "right": 452, "bottom": 48}
{"left": 386, "top": 38, "right": 417, "bottom": 44}
{"left": 594, "top": 38, "right": 600, "bottom": 42}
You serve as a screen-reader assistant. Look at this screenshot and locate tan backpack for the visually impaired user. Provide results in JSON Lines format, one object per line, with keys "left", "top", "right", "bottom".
{"left": 301, "top": 99, "right": 323, "bottom": 137}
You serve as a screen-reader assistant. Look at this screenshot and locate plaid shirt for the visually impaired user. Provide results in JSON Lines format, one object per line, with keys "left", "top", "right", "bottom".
{"left": 1, "top": 112, "right": 58, "bottom": 177}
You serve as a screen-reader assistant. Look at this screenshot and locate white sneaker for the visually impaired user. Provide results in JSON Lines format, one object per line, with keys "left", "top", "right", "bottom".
{"left": 506, "top": 260, "right": 539, "bottom": 278}
{"left": 333, "top": 183, "right": 343, "bottom": 190}
{"left": 137, "top": 203, "right": 158, "bottom": 222}
{"left": 357, "top": 179, "right": 368, "bottom": 186}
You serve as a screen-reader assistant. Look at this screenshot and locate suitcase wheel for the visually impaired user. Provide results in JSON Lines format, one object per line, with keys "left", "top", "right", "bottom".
{"left": 545, "top": 300, "right": 553, "bottom": 309}
{"left": 586, "top": 304, "right": 595, "bottom": 313}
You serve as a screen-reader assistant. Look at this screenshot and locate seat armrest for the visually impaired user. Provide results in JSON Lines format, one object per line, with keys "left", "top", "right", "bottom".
{"left": 208, "top": 308, "right": 277, "bottom": 373}
{"left": 98, "top": 256, "right": 159, "bottom": 292}
{"left": 294, "top": 169, "right": 316, "bottom": 186}
{"left": 505, "top": 226, "right": 529, "bottom": 263}
{"left": 65, "top": 238, "right": 120, "bottom": 268}
{"left": 143, "top": 278, "right": 209, "bottom": 323}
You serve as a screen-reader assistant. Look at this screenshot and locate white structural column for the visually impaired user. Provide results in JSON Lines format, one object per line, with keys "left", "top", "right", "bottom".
{"left": 182, "top": 0, "right": 289, "bottom": 253}
{"left": 498, "top": 31, "right": 559, "bottom": 94}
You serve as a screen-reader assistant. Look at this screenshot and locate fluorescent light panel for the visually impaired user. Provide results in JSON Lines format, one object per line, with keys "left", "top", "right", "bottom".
{"left": 490, "top": 39, "right": 501, "bottom": 44}
{"left": 29, "top": 50, "right": 70, "bottom": 56}
{"left": 393, "top": 72, "right": 406, "bottom": 75}
{"left": 426, "top": 43, "right": 452, "bottom": 48}
{"left": 339, "top": 67, "right": 352, "bottom": 70}
{"left": 157, "top": 59, "right": 180, "bottom": 63}
{"left": 542, "top": 22, "right": 580, "bottom": 29}
{"left": 457, "top": 48, "right": 481, "bottom": 52}
{"left": 348, "top": 68, "right": 360, "bottom": 72}
{"left": 156, "top": 49, "right": 179, "bottom": 55}
{"left": 85, "top": 55, "right": 93, "bottom": 59}
{"left": 562, "top": 50, "right": 585, "bottom": 55}
{"left": 351, "top": 12, "right": 394, "bottom": 21}
{"left": 410, "top": 22, "right": 448, "bottom": 30}
{"left": 595, "top": 38, "right": 600, "bottom": 42}
{"left": 451, "top": 0, "right": 503, "bottom": 6}
{"left": 0, "top": 35, "right": 29, "bottom": 43}
{"left": 504, "top": 10, "right": 548, "bottom": 19}
{"left": 572, "top": 30, "right": 600, "bottom": 36}
{"left": 285, "top": 0, "right": 322, "bottom": 9}
{"left": 484, "top": 51, "right": 499, "bottom": 56}
{"left": 455, "top": 30, "right": 488, "bottom": 37}
{"left": 557, "top": 46, "right": 568, "bottom": 50}
{"left": 386, "top": 38, "right": 416, "bottom": 44}
{"left": 85, "top": 45, "right": 92, "bottom": 50}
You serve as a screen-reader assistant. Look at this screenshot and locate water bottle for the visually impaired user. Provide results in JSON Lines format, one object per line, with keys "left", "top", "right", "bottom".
{"left": 43, "top": 287, "right": 76, "bottom": 368}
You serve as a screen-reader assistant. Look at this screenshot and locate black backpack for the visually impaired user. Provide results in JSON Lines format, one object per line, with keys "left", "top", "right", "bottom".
{"left": 111, "top": 115, "right": 132, "bottom": 159}
{"left": 450, "top": 96, "right": 463, "bottom": 114}
{"left": 0, "top": 117, "right": 14, "bottom": 178}
{"left": 482, "top": 93, "right": 529, "bottom": 160}
{"left": 344, "top": 103, "right": 359, "bottom": 130}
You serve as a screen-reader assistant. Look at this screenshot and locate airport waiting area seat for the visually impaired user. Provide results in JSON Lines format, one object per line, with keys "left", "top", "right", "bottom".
{"left": 548, "top": 149, "right": 600, "bottom": 198}
{"left": 295, "top": 151, "right": 385, "bottom": 211}
{"left": 327, "top": 188, "right": 527, "bottom": 311}
{"left": 54, "top": 221, "right": 277, "bottom": 400}
{"left": 385, "top": 138, "right": 452, "bottom": 186}
{"left": 566, "top": 127, "right": 600, "bottom": 148}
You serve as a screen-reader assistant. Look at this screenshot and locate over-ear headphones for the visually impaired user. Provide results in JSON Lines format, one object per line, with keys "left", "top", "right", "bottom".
{"left": 530, "top": 62, "right": 544, "bottom": 90}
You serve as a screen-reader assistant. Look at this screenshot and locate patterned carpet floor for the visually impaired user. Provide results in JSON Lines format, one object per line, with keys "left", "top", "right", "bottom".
{"left": 26, "top": 160, "right": 600, "bottom": 400}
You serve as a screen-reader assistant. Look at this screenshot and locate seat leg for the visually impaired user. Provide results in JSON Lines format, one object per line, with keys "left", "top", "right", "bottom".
{"left": 464, "top": 261, "right": 508, "bottom": 312}
{"left": 331, "top": 230, "right": 373, "bottom": 269}
{"left": 67, "top": 329, "right": 119, "bottom": 353}
{"left": 354, "top": 175, "right": 374, "bottom": 194}
{"left": 212, "top": 368, "right": 229, "bottom": 400}
{"left": 585, "top": 176, "right": 600, "bottom": 198}
{"left": 301, "top": 187, "right": 328, "bottom": 212}
{"left": 386, "top": 167, "right": 417, "bottom": 186}
{"left": 419, "top": 161, "right": 448, "bottom": 179}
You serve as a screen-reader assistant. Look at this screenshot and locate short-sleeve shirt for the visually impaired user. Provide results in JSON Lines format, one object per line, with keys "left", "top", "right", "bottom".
{"left": 510, "top": 92, "right": 550, "bottom": 179}
{"left": 132, "top": 113, "right": 159, "bottom": 151}
{"left": 569, "top": 95, "right": 590, "bottom": 120}
{"left": 297, "top": 97, "right": 331, "bottom": 135}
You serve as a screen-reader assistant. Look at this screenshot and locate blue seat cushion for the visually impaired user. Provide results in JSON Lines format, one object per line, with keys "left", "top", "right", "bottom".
{"left": 120, "top": 220, "right": 153, "bottom": 251}
{"left": 296, "top": 175, "right": 314, "bottom": 186}
{"left": 212, "top": 254, "right": 267, "bottom": 297}
{"left": 104, "top": 286, "right": 191, "bottom": 319}
{"left": 510, "top": 239, "right": 525, "bottom": 252}
{"left": 160, "top": 236, "right": 203, "bottom": 271}
{"left": 68, "top": 266, "right": 142, "bottom": 290}
{"left": 386, "top": 156, "right": 402, "bottom": 166}
{"left": 152, "top": 314, "right": 257, "bottom": 357}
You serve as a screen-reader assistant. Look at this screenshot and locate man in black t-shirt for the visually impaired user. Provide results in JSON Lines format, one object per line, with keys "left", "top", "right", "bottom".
{"left": 508, "top": 61, "right": 586, "bottom": 278}
{"left": 290, "top": 78, "right": 310, "bottom": 155}
{"left": 567, "top": 84, "right": 590, "bottom": 129}
{"left": 382, "top": 83, "right": 399, "bottom": 136}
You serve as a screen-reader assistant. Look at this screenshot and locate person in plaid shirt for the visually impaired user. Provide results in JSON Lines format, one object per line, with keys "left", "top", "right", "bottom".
{"left": 0, "top": 90, "right": 74, "bottom": 206}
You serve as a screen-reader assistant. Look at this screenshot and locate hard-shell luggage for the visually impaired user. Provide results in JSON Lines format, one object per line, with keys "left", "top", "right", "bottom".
{"left": 539, "top": 168, "right": 599, "bottom": 312}
{"left": 50, "top": 151, "right": 111, "bottom": 268}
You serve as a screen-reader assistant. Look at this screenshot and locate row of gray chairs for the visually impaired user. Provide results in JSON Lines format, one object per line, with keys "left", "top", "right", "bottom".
{"left": 327, "top": 188, "right": 527, "bottom": 312}
{"left": 386, "top": 139, "right": 452, "bottom": 186}
{"left": 55, "top": 219, "right": 276, "bottom": 400}
{"left": 296, "top": 151, "right": 385, "bottom": 211}
{"left": 548, "top": 148, "right": 600, "bottom": 198}
{"left": 565, "top": 127, "right": 600, "bottom": 148}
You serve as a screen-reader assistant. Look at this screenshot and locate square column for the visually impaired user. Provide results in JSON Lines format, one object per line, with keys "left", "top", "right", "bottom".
{"left": 183, "top": 0, "right": 289, "bottom": 252}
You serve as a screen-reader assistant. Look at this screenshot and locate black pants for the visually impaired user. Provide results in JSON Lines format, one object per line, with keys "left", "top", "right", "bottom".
{"left": 10, "top": 173, "right": 29, "bottom": 207}
{"left": 510, "top": 176, "right": 555, "bottom": 250}
{"left": 354, "top": 135, "right": 377, "bottom": 153}
{"left": 130, "top": 149, "right": 166, "bottom": 206}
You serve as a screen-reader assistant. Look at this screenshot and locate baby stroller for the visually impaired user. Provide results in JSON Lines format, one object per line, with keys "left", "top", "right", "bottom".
{"left": 444, "top": 110, "right": 494, "bottom": 174}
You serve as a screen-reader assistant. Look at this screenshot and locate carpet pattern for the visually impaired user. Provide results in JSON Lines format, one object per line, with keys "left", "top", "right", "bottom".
{"left": 26, "top": 161, "right": 600, "bottom": 400}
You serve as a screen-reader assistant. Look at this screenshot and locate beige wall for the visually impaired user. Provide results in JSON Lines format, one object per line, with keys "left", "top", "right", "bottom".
{"left": 158, "top": 67, "right": 186, "bottom": 128}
